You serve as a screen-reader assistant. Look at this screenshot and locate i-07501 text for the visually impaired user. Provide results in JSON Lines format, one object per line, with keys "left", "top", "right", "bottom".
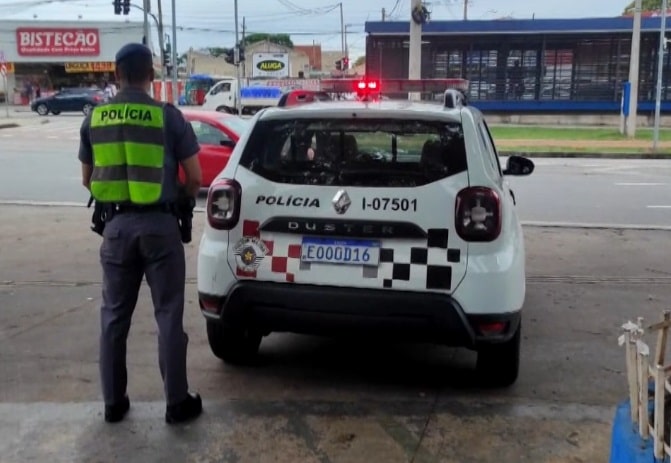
{"left": 362, "top": 197, "right": 418, "bottom": 212}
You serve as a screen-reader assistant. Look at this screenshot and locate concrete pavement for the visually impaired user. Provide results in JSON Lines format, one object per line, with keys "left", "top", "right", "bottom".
{"left": 2, "top": 204, "right": 671, "bottom": 461}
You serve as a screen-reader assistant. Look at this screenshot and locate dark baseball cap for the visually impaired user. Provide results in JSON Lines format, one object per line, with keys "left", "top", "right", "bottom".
{"left": 115, "top": 43, "right": 153, "bottom": 64}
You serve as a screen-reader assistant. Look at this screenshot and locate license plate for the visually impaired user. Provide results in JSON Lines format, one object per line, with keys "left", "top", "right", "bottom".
{"left": 301, "top": 237, "right": 380, "bottom": 266}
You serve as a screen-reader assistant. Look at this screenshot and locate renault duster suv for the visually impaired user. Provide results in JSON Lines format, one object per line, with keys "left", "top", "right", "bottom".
{"left": 197, "top": 94, "right": 534, "bottom": 387}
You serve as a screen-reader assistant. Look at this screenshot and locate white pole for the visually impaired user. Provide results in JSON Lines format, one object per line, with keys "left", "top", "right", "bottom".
{"left": 340, "top": 3, "right": 345, "bottom": 59}
{"left": 170, "top": 0, "right": 178, "bottom": 104}
{"left": 653, "top": 0, "right": 667, "bottom": 152}
{"left": 234, "top": 0, "right": 242, "bottom": 115}
{"left": 3, "top": 73, "right": 8, "bottom": 117}
{"left": 408, "top": 0, "right": 422, "bottom": 100}
{"left": 626, "top": 0, "right": 643, "bottom": 138}
{"left": 157, "top": 0, "right": 166, "bottom": 102}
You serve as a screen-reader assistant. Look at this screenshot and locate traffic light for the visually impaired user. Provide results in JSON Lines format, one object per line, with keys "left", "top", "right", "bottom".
{"left": 342, "top": 57, "right": 349, "bottom": 70}
{"left": 162, "top": 51, "right": 170, "bottom": 67}
{"left": 224, "top": 48, "right": 235, "bottom": 65}
{"left": 335, "top": 60, "right": 342, "bottom": 71}
{"left": 113, "top": 0, "right": 121, "bottom": 15}
{"left": 238, "top": 46, "right": 245, "bottom": 62}
{"left": 122, "top": 0, "right": 130, "bottom": 15}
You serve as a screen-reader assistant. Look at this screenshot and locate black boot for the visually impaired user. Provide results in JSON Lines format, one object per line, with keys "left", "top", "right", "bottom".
{"left": 104, "top": 395, "right": 130, "bottom": 423}
{"left": 165, "top": 392, "right": 202, "bottom": 424}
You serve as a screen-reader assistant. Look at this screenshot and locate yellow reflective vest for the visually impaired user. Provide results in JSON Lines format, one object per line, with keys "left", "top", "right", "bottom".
{"left": 89, "top": 101, "right": 166, "bottom": 204}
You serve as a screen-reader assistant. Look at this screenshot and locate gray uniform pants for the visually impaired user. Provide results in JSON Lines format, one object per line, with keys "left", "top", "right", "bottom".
{"left": 99, "top": 210, "right": 189, "bottom": 406}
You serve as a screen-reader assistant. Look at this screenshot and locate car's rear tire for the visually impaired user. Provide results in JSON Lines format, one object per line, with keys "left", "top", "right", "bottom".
{"left": 36, "top": 104, "right": 49, "bottom": 116}
{"left": 206, "top": 319, "right": 262, "bottom": 365}
{"left": 475, "top": 321, "right": 521, "bottom": 388}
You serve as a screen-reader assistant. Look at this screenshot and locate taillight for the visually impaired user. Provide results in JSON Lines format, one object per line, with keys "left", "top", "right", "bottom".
{"left": 207, "top": 178, "right": 241, "bottom": 230}
{"left": 455, "top": 187, "right": 501, "bottom": 242}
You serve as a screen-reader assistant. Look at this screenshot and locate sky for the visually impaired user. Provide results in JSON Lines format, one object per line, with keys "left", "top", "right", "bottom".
{"left": 0, "top": 0, "right": 627, "bottom": 60}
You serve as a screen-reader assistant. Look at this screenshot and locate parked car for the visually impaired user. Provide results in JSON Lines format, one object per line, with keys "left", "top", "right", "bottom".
{"left": 197, "top": 82, "right": 535, "bottom": 387}
{"left": 30, "top": 88, "right": 106, "bottom": 116}
{"left": 277, "top": 89, "right": 332, "bottom": 107}
{"left": 180, "top": 110, "right": 249, "bottom": 188}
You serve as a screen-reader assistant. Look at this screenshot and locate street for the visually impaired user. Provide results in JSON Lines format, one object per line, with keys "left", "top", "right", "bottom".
{"left": 1, "top": 114, "right": 671, "bottom": 462}
{"left": 1, "top": 114, "right": 670, "bottom": 228}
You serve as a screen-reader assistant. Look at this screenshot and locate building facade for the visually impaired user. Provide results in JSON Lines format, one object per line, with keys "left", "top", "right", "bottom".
{"left": 184, "top": 40, "right": 356, "bottom": 80}
{"left": 0, "top": 20, "right": 147, "bottom": 104}
{"left": 365, "top": 17, "right": 671, "bottom": 114}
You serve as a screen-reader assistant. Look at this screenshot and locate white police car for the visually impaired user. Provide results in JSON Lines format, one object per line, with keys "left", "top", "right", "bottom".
{"left": 197, "top": 83, "right": 534, "bottom": 387}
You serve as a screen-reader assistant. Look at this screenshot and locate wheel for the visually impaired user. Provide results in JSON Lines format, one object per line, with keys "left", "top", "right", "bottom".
{"left": 216, "top": 106, "right": 233, "bottom": 114}
{"left": 475, "top": 321, "right": 521, "bottom": 388}
{"left": 82, "top": 104, "right": 93, "bottom": 116}
{"left": 36, "top": 104, "right": 49, "bottom": 116}
{"left": 51, "top": 110, "right": 61, "bottom": 115}
{"left": 206, "top": 319, "right": 262, "bottom": 365}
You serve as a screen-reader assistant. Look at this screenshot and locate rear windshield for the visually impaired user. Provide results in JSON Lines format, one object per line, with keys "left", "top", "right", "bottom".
{"left": 239, "top": 118, "right": 467, "bottom": 187}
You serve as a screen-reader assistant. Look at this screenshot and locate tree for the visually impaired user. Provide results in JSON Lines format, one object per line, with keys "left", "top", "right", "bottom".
{"left": 207, "top": 47, "right": 229, "bottom": 57}
{"left": 623, "top": 0, "right": 664, "bottom": 14}
{"left": 242, "top": 33, "right": 293, "bottom": 48}
{"left": 354, "top": 56, "right": 365, "bottom": 67}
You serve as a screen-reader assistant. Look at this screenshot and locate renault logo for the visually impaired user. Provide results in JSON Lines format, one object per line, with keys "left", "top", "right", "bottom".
{"left": 332, "top": 190, "right": 351, "bottom": 215}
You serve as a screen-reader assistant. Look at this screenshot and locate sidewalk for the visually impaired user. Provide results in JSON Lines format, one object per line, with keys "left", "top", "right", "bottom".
{"left": 1, "top": 204, "right": 671, "bottom": 461}
{"left": 0, "top": 106, "right": 48, "bottom": 129}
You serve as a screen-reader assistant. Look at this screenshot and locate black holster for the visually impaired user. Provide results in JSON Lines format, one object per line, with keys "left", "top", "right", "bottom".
{"left": 87, "top": 196, "right": 113, "bottom": 236}
{"left": 173, "top": 189, "right": 196, "bottom": 244}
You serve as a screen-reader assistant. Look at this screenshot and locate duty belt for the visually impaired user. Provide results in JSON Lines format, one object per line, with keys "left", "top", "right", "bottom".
{"left": 113, "top": 203, "right": 173, "bottom": 214}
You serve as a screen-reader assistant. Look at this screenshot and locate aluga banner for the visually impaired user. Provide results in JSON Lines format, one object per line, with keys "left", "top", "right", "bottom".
{"left": 252, "top": 52, "right": 290, "bottom": 78}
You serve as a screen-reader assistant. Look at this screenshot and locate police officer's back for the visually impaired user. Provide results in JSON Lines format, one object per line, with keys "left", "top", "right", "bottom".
{"left": 78, "top": 43, "right": 204, "bottom": 424}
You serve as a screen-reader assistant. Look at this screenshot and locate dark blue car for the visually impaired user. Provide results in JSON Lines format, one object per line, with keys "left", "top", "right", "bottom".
{"left": 30, "top": 87, "right": 107, "bottom": 116}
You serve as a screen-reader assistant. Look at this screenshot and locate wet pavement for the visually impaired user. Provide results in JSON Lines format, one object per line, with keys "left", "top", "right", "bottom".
{"left": 1, "top": 205, "right": 670, "bottom": 462}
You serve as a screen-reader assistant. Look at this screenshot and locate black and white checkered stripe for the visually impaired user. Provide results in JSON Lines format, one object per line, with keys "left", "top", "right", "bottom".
{"left": 361, "top": 228, "right": 461, "bottom": 290}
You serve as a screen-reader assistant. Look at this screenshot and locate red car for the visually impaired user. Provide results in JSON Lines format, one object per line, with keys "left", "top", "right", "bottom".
{"left": 277, "top": 89, "right": 332, "bottom": 107}
{"left": 179, "top": 110, "right": 249, "bottom": 187}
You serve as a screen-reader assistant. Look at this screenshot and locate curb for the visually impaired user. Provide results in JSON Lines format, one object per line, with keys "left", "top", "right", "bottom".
{"left": 0, "top": 119, "right": 49, "bottom": 129}
{"left": 500, "top": 151, "right": 671, "bottom": 159}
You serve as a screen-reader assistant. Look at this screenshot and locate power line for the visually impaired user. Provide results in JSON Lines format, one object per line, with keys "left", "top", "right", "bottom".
{"left": 274, "top": 0, "right": 340, "bottom": 15}
{"left": 388, "top": 0, "right": 403, "bottom": 17}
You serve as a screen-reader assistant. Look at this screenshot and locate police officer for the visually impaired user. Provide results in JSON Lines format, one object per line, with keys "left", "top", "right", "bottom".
{"left": 78, "top": 43, "right": 204, "bottom": 424}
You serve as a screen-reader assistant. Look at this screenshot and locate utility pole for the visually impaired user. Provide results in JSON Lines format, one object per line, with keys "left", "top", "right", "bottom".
{"left": 344, "top": 24, "right": 349, "bottom": 61}
{"left": 157, "top": 0, "right": 166, "bottom": 101}
{"left": 463, "top": 0, "right": 468, "bottom": 20}
{"left": 408, "top": 0, "right": 422, "bottom": 100}
{"left": 234, "top": 0, "right": 242, "bottom": 114}
{"left": 653, "top": 0, "right": 668, "bottom": 151}
{"left": 382, "top": 7, "right": 385, "bottom": 21}
{"left": 339, "top": 2, "right": 345, "bottom": 62}
{"left": 170, "top": 0, "right": 178, "bottom": 104}
{"left": 241, "top": 16, "right": 246, "bottom": 79}
{"left": 142, "top": 0, "right": 150, "bottom": 45}
{"left": 626, "top": 0, "right": 642, "bottom": 137}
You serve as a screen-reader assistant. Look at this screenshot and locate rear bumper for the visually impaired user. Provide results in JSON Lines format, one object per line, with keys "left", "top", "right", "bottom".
{"left": 199, "top": 282, "right": 520, "bottom": 348}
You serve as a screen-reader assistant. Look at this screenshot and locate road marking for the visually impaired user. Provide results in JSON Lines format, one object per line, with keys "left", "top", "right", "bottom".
{"left": 520, "top": 220, "right": 671, "bottom": 231}
{"left": 647, "top": 205, "right": 671, "bottom": 209}
{"left": 616, "top": 182, "right": 668, "bottom": 186}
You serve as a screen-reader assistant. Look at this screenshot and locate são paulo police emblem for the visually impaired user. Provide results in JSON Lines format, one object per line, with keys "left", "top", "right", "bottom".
{"left": 233, "top": 236, "right": 269, "bottom": 272}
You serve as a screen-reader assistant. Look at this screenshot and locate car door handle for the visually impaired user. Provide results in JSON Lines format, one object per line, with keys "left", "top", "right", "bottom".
{"left": 509, "top": 188, "right": 516, "bottom": 205}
